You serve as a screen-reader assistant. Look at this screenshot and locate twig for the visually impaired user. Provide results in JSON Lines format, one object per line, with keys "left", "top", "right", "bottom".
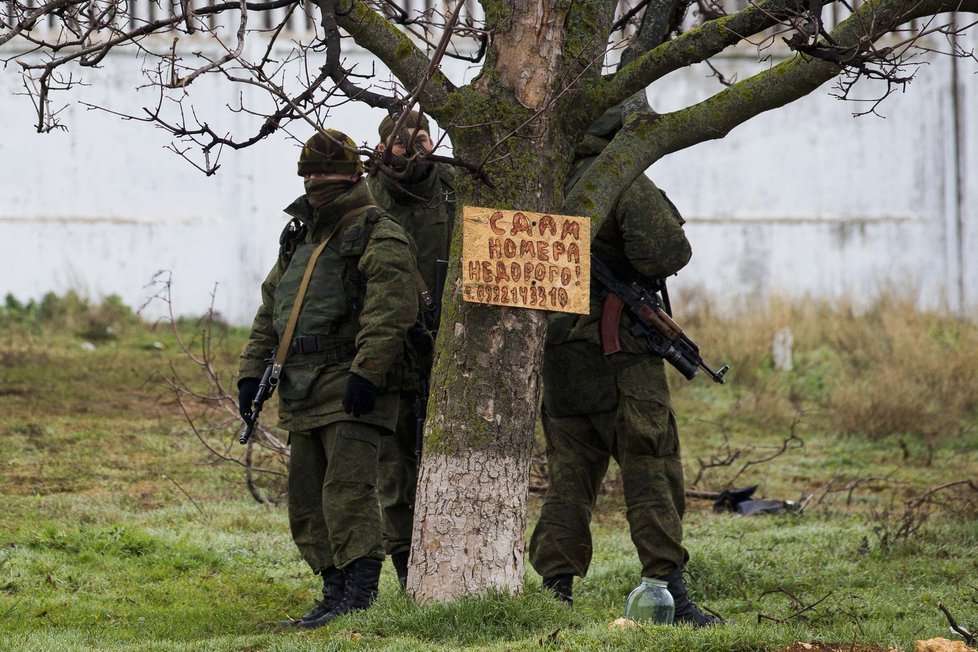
{"left": 1, "top": 598, "right": 23, "bottom": 621}
{"left": 938, "top": 602, "right": 976, "bottom": 645}
{"left": 159, "top": 469, "right": 206, "bottom": 516}
{"left": 757, "top": 588, "right": 833, "bottom": 624}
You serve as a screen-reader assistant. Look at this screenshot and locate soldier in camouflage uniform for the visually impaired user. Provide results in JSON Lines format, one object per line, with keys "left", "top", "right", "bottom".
{"left": 367, "top": 110, "right": 454, "bottom": 589}
{"left": 238, "top": 129, "right": 419, "bottom": 629}
{"left": 528, "top": 109, "right": 722, "bottom": 626}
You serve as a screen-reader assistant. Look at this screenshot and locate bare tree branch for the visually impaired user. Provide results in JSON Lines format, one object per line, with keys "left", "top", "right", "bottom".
{"left": 569, "top": 0, "right": 978, "bottom": 230}
{"left": 173, "top": 0, "right": 249, "bottom": 88}
{"left": 598, "top": 0, "right": 811, "bottom": 116}
{"left": 335, "top": 0, "right": 454, "bottom": 112}
{"left": 319, "top": 0, "right": 400, "bottom": 110}
{"left": 938, "top": 602, "right": 976, "bottom": 645}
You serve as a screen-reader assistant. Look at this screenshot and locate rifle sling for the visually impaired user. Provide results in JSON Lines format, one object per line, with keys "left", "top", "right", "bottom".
{"left": 416, "top": 273, "right": 434, "bottom": 312}
{"left": 272, "top": 204, "right": 379, "bottom": 373}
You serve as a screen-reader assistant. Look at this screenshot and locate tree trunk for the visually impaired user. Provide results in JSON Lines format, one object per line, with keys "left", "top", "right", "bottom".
{"left": 406, "top": 297, "right": 548, "bottom": 601}
{"left": 406, "top": 0, "right": 581, "bottom": 602}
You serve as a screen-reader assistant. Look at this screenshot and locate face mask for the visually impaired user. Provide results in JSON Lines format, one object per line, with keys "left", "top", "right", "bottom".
{"left": 386, "top": 132, "right": 432, "bottom": 183}
{"left": 385, "top": 156, "right": 432, "bottom": 184}
{"left": 407, "top": 160, "right": 433, "bottom": 184}
{"left": 304, "top": 178, "right": 356, "bottom": 208}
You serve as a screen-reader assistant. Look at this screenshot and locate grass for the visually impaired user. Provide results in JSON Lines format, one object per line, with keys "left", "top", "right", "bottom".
{"left": 1, "top": 293, "right": 977, "bottom": 651}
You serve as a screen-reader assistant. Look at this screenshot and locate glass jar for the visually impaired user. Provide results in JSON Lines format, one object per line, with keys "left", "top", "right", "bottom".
{"left": 623, "top": 577, "right": 675, "bottom": 624}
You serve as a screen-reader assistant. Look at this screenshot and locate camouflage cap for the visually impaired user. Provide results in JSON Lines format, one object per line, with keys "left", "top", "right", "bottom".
{"left": 297, "top": 129, "right": 364, "bottom": 177}
{"left": 378, "top": 110, "right": 431, "bottom": 142}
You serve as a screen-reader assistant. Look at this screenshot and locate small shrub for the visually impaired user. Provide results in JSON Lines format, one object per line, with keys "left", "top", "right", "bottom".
{"left": 1, "top": 293, "right": 40, "bottom": 329}
{"left": 1, "top": 291, "right": 141, "bottom": 341}
{"left": 78, "top": 293, "right": 139, "bottom": 341}
{"left": 673, "top": 291, "right": 978, "bottom": 451}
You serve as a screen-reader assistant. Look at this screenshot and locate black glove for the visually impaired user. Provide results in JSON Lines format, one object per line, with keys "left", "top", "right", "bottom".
{"left": 408, "top": 323, "right": 434, "bottom": 357}
{"left": 237, "top": 377, "right": 260, "bottom": 421}
{"left": 343, "top": 373, "right": 379, "bottom": 417}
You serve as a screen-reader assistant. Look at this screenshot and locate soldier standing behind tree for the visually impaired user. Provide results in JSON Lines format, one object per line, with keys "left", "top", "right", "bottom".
{"left": 528, "top": 108, "right": 724, "bottom": 626}
{"left": 366, "top": 109, "right": 455, "bottom": 589}
{"left": 237, "top": 129, "right": 419, "bottom": 629}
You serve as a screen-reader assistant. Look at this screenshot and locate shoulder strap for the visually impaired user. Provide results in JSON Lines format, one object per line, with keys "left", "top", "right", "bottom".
{"left": 268, "top": 204, "right": 379, "bottom": 380}
{"left": 416, "top": 273, "right": 434, "bottom": 312}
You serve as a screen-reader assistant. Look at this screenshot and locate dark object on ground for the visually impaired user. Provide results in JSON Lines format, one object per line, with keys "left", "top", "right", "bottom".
{"left": 276, "top": 566, "right": 345, "bottom": 628}
{"left": 713, "top": 485, "right": 799, "bottom": 516}
{"left": 299, "top": 557, "right": 382, "bottom": 629}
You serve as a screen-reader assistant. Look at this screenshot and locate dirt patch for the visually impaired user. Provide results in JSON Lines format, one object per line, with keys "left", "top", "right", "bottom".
{"left": 781, "top": 644, "right": 901, "bottom": 652}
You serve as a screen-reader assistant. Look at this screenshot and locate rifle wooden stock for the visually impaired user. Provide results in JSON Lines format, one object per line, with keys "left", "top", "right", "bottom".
{"left": 602, "top": 296, "right": 682, "bottom": 355}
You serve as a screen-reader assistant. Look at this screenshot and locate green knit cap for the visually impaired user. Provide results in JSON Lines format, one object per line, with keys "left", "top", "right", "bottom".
{"left": 378, "top": 110, "right": 430, "bottom": 142}
{"left": 297, "top": 129, "right": 364, "bottom": 177}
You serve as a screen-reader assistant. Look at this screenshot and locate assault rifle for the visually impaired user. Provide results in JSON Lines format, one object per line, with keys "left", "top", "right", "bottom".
{"left": 415, "top": 259, "right": 449, "bottom": 461}
{"left": 238, "top": 360, "right": 279, "bottom": 444}
{"left": 591, "top": 254, "right": 728, "bottom": 384}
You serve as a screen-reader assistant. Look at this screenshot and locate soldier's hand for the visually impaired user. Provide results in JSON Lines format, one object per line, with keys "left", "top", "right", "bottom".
{"left": 237, "top": 377, "right": 260, "bottom": 421}
{"left": 343, "top": 373, "right": 378, "bottom": 417}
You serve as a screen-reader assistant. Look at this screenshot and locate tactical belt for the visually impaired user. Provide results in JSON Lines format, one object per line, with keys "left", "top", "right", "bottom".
{"left": 289, "top": 336, "right": 357, "bottom": 363}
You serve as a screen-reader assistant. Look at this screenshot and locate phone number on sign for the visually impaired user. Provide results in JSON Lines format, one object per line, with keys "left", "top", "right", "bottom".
{"left": 464, "top": 284, "right": 570, "bottom": 308}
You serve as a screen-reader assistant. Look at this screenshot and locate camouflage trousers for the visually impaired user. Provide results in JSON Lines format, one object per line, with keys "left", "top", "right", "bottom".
{"left": 378, "top": 392, "right": 419, "bottom": 556}
{"left": 288, "top": 421, "right": 385, "bottom": 572}
{"left": 529, "top": 356, "right": 690, "bottom": 580}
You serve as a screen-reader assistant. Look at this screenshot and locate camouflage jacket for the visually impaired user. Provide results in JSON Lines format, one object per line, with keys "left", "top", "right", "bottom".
{"left": 239, "top": 179, "right": 419, "bottom": 432}
{"left": 543, "top": 150, "right": 692, "bottom": 417}
{"left": 367, "top": 164, "right": 454, "bottom": 293}
{"left": 562, "top": 152, "right": 692, "bottom": 354}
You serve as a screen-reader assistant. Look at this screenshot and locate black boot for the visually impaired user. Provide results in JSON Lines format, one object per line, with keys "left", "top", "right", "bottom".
{"left": 542, "top": 574, "right": 573, "bottom": 605}
{"left": 300, "top": 557, "right": 382, "bottom": 629}
{"left": 276, "top": 566, "right": 345, "bottom": 627}
{"left": 662, "top": 569, "right": 723, "bottom": 627}
{"left": 391, "top": 551, "right": 409, "bottom": 590}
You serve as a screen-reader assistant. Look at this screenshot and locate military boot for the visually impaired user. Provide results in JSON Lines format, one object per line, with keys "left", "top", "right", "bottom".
{"left": 391, "top": 551, "right": 409, "bottom": 590}
{"left": 276, "top": 566, "right": 344, "bottom": 627}
{"left": 662, "top": 569, "right": 723, "bottom": 627}
{"left": 299, "top": 557, "right": 382, "bottom": 629}
{"left": 542, "top": 574, "right": 573, "bottom": 605}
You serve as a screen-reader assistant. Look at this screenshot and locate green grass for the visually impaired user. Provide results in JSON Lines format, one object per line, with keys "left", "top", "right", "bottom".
{"left": 1, "top": 295, "right": 977, "bottom": 651}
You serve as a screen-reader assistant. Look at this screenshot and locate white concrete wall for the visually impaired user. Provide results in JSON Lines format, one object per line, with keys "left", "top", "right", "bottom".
{"left": 1, "top": 28, "right": 975, "bottom": 324}
{"left": 0, "top": 43, "right": 444, "bottom": 325}
{"left": 648, "top": 37, "right": 977, "bottom": 315}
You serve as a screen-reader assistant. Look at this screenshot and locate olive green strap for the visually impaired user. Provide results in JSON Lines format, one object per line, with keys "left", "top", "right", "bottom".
{"left": 269, "top": 205, "right": 379, "bottom": 379}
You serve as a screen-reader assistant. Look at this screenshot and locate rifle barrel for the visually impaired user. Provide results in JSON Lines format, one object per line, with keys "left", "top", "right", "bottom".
{"left": 239, "top": 420, "right": 256, "bottom": 445}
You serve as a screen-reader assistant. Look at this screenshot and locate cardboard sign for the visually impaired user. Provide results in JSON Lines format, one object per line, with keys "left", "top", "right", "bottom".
{"left": 462, "top": 206, "right": 590, "bottom": 314}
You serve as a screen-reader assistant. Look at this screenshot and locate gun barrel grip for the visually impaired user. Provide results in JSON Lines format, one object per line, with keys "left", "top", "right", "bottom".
{"left": 600, "top": 295, "right": 625, "bottom": 355}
